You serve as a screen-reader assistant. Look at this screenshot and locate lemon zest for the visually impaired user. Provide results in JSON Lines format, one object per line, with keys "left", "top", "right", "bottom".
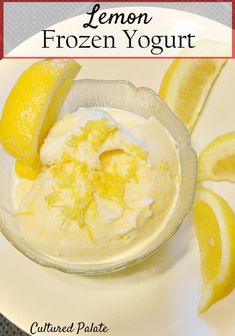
{"left": 43, "top": 118, "right": 147, "bottom": 239}
{"left": 13, "top": 211, "right": 33, "bottom": 217}
{"left": 66, "top": 118, "right": 118, "bottom": 151}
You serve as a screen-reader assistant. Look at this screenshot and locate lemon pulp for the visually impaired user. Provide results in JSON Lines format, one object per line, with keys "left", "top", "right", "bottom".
{"left": 198, "top": 132, "right": 235, "bottom": 182}
{"left": 159, "top": 58, "right": 226, "bottom": 132}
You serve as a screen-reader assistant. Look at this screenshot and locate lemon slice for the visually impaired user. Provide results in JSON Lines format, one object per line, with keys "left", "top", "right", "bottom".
{"left": 194, "top": 186, "right": 235, "bottom": 313}
{"left": 198, "top": 132, "right": 235, "bottom": 182}
{"left": 0, "top": 59, "right": 81, "bottom": 170}
{"left": 159, "top": 58, "right": 226, "bottom": 132}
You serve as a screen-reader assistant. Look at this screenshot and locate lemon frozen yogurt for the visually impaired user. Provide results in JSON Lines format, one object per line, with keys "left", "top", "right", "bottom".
{"left": 14, "top": 107, "right": 180, "bottom": 262}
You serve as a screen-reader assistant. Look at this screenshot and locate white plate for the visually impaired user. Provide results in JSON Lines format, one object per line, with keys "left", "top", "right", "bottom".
{"left": 1, "top": 14, "right": 235, "bottom": 336}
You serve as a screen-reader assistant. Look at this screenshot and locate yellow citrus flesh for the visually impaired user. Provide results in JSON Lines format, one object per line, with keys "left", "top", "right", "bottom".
{"left": 194, "top": 187, "right": 235, "bottom": 313}
{"left": 0, "top": 59, "right": 81, "bottom": 173}
{"left": 159, "top": 59, "right": 226, "bottom": 132}
{"left": 198, "top": 132, "right": 235, "bottom": 182}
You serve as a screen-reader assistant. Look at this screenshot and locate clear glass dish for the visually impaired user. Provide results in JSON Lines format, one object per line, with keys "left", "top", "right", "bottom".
{"left": 0, "top": 79, "right": 197, "bottom": 274}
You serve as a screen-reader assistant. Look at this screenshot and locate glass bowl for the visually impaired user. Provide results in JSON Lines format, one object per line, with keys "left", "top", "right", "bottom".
{"left": 0, "top": 79, "right": 197, "bottom": 274}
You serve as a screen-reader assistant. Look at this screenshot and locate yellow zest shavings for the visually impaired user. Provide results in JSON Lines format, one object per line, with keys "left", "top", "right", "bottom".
{"left": 86, "top": 226, "right": 95, "bottom": 242}
{"left": 127, "top": 144, "right": 147, "bottom": 162}
{"left": 13, "top": 211, "right": 33, "bottom": 217}
{"left": 45, "top": 160, "right": 96, "bottom": 237}
{"left": 127, "top": 157, "right": 139, "bottom": 183}
{"left": 44, "top": 118, "right": 148, "bottom": 240}
{"left": 61, "top": 152, "right": 73, "bottom": 164}
{"left": 93, "top": 170, "right": 126, "bottom": 207}
{"left": 45, "top": 189, "right": 61, "bottom": 207}
{"left": 66, "top": 118, "right": 118, "bottom": 151}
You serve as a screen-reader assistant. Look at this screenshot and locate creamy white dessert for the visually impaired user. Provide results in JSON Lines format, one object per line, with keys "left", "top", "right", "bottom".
{"left": 13, "top": 108, "right": 180, "bottom": 262}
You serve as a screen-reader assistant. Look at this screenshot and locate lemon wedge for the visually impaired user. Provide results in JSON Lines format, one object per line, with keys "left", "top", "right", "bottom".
{"left": 198, "top": 132, "right": 235, "bottom": 182}
{"left": 0, "top": 59, "right": 81, "bottom": 172}
{"left": 159, "top": 58, "right": 226, "bottom": 132}
{"left": 194, "top": 186, "right": 235, "bottom": 313}
{"left": 15, "top": 160, "right": 42, "bottom": 180}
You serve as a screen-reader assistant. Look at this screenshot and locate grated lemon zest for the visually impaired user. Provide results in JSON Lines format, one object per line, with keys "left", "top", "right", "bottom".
{"left": 66, "top": 118, "right": 118, "bottom": 151}
{"left": 14, "top": 211, "right": 33, "bottom": 217}
{"left": 43, "top": 118, "right": 147, "bottom": 239}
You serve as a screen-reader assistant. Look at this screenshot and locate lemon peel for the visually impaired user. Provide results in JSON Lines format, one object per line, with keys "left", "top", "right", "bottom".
{"left": 15, "top": 160, "right": 42, "bottom": 180}
{"left": 194, "top": 187, "right": 235, "bottom": 313}
{"left": 0, "top": 59, "right": 81, "bottom": 178}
